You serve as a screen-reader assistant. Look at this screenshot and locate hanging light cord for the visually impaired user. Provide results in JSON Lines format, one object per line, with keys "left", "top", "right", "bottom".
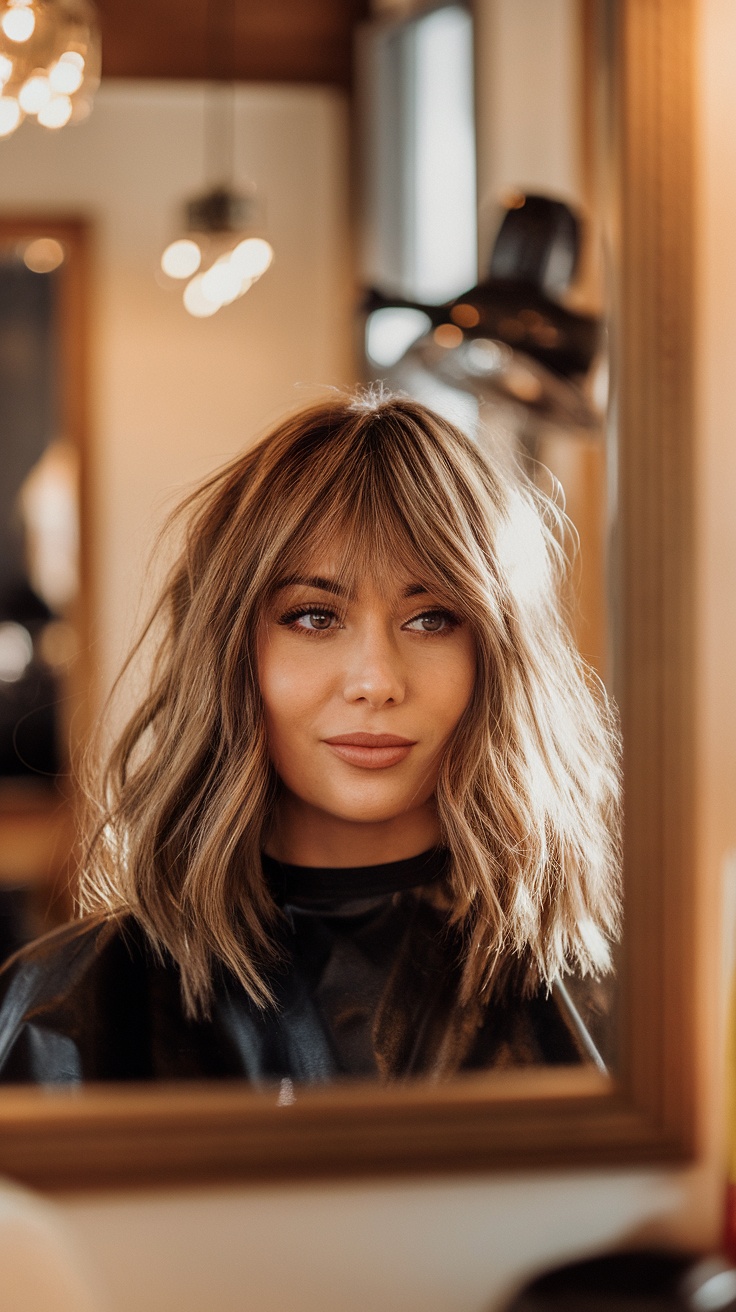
{"left": 204, "top": 0, "right": 236, "bottom": 189}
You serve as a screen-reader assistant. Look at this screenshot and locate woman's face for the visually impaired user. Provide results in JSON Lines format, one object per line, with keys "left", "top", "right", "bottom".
{"left": 257, "top": 554, "right": 476, "bottom": 846}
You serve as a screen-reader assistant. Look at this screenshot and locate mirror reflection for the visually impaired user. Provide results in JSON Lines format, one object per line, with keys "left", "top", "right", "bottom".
{"left": 0, "top": 223, "right": 83, "bottom": 967}
{"left": 0, "top": 0, "right": 621, "bottom": 1089}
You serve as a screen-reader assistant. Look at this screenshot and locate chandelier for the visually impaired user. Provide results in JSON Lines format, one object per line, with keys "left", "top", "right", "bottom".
{"left": 160, "top": 77, "right": 273, "bottom": 319}
{"left": 0, "top": 0, "right": 100, "bottom": 139}
{"left": 160, "top": 174, "right": 274, "bottom": 320}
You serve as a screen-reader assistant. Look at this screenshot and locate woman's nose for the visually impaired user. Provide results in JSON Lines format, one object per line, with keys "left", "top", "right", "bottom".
{"left": 341, "top": 624, "right": 406, "bottom": 708}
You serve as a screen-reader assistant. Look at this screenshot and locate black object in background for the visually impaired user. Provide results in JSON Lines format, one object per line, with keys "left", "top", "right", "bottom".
{"left": 365, "top": 194, "right": 600, "bottom": 381}
{"left": 0, "top": 255, "right": 56, "bottom": 600}
{"left": 0, "top": 581, "right": 60, "bottom": 778}
{"left": 0, "top": 888, "right": 32, "bottom": 968}
{"left": 0, "top": 255, "right": 62, "bottom": 781}
{"left": 504, "top": 1250, "right": 736, "bottom": 1312}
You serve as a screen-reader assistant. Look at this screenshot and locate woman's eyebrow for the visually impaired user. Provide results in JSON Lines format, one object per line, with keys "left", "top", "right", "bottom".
{"left": 275, "top": 575, "right": 346, "bottom": 596}
{"left": 273, "top": 577, "right": 430, "bottom": 599}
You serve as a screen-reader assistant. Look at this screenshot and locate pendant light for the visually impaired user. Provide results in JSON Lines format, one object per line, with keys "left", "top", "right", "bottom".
{"left": 160, "top": 2, "right": 273, "bottom": 318}
{"left": 0, "top": 0, "right": 100, "bottom": 139}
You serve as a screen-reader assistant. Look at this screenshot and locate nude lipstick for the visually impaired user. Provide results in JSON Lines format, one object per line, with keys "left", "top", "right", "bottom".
{"left": 323, "top": 732, "right": 416, "bottom": 769}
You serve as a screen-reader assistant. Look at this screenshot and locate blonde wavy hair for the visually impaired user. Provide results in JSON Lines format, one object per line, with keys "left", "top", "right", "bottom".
{"left": 80, "top": 393, "right": 621, "bottom": 1018}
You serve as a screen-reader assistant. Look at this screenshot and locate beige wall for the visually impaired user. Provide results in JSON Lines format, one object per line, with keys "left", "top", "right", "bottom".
{"left": 3, "top": 1, "right": 736, "bottom": 1304}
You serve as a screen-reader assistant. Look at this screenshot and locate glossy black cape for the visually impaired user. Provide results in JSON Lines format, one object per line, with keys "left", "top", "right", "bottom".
{"left": 0, "top": 879, "right": 606, "bottom": 1085}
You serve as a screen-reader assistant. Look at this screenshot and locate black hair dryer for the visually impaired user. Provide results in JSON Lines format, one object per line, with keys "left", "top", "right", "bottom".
{"left": 503, "top": 1250, "right": 736, "bottom": 1312}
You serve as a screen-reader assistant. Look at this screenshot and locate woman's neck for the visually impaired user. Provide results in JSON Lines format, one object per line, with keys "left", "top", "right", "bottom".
{"left": 263, "top": 792, "right": 441, "bottom": 868}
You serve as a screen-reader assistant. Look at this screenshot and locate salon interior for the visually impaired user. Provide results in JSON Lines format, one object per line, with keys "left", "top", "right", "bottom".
{"left": 0, "top": 0, "right": 734, "bottom": 1308}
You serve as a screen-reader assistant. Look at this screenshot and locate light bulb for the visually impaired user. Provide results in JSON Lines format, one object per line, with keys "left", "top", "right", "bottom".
{"left": 1, "top": 6, "right": 35, "bottom": 42}
{"left": 24, "top": 237, "right": 65, "bottom": 273}
{"left": 38, "top": 94, "right": 72, "bottom": 129}
{"left": 0, "top": 54, "right": 13, "bottom": 84}
{"left": 433, "top": 323, "right": 463, "bottom": 350}
{"left": 19, "top": 74, "right": 51, "bottom": 114}
{"left": 161, "top": 238, "right": 201, "bottom": 280}
{"left": 230, "top": 237, "right": 273, "bottom": 280}
{"left": 49, "top": 52, "right": 85, "bottom": 95}
{"left": 183, "top": 274, "right": 219, "bottom": 318}
{"left": 365, "top": 307, "right": 432, "bottom": 368}
{"left": 0, "top": 622, "right": 33, "bottom": 683}
{"left": 0, "top": 96, "right": 21, "bottom": 136}
{"left": 200, "top": 256, "right": 245, "bottom": 308}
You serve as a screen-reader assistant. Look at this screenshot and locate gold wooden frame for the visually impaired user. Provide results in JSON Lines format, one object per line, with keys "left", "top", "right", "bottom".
{"left": 0, "top": 0, "right": 699, "bottom": 1190}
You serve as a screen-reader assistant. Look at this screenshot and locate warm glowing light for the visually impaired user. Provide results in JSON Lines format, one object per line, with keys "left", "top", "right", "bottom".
{"left": 365, "top": 307, "right": 431, "bottom": 368}
{"left": 504, "top": 365, "right": 543, "bottom": 404}
{"left": 37, "top": 93, "right": 72, "bottom": 128}
{"left": 161, "top": 238, "right": 201, "bottom": 279}
{"left": 49, "top": 51, "right": 85, "bottom": 95}
{"left": 433, "top": 323, "right": 463, "bottom": 349}
{"left": 24, "top": 237, "right": 65, "bottom": 273}
{"left": 450, "top": 302, "right": 479, "bottom": 329}
{"left": 183, "top": 274, "right": 220, "bottom": 318}
{"left": 61, "top": 49, "right": 85, "bottom": 72}
{"left": 38, "top": 620, "right": 77, "bottom": 669}
{"left": 201, "top": 256, "right": 246, "bottom": 308}
{"left": 1, "top": 5, "right": 35, "bottom": 43}
{"left": 0, "top": 96, "right": 21, "bottom": 136}
{"left": 464, "top": 338, "right": 510, "bottom": 375}
{"left": 230, "top": 237, "right": 273, "bottom": 280}
{"left": 19, "top": 440, "right": 79, "bottom": 609}
{"left": 0, "top": 622, "right": 33, "bottom": 683}
{"left": 19, "top": 73, "right": 51, "bottom": 114}
{"left": 0, "top": 8, "right": 97, "bottom": 135}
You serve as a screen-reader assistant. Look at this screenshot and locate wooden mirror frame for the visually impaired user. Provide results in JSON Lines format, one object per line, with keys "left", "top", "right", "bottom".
{"left": 0, "top": 0, "right": 698, "bottom": 1190}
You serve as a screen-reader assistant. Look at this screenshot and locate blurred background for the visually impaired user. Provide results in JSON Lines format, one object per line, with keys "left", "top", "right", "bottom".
{"left": 3, "top": 4, "right": 736, "bottom": 1312}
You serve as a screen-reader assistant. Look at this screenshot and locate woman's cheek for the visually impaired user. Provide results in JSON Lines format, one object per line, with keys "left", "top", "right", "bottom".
{"left": 261, "top": 636, "right": 332, "bottom": 734}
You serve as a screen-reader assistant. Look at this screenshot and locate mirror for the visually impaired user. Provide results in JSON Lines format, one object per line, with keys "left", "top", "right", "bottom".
{"left": 0, "top": 0, "right": 698, "bottom": 1189}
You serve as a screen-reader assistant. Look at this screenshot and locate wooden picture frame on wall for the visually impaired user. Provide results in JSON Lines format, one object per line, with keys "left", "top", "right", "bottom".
{"left": 0, "top": 217, "right": 92, "bottom": 931}
{"left": 0, "top": 0, "right": 700, "bottom": 1190}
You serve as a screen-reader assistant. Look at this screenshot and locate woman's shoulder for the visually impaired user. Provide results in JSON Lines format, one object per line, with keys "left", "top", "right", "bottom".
{"left": 0, "top": 913, "right": 156, "bottom": 1084}
{"left": 0, "top": 913, "right": 141, "bottom": 1002}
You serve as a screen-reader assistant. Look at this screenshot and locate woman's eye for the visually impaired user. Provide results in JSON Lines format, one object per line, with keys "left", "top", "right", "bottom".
{"left": 302, "top": 611, "right": 334, "bottom": 631}
{"left": 279, "top": 607, "right": 339, "bottom": 633}
{"left": 404, "top": 610, "right": 459, "bottom": 635}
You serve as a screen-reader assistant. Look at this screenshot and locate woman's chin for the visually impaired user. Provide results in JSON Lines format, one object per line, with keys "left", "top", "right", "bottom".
{"left": 315, "top": 799, "right": 420, "bottom": 827}
{"left": 299, "top": 780, "right": 432, "bottom": 828}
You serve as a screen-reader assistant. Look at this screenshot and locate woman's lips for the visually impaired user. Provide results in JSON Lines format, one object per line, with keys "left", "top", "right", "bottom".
{"left": 323, "top": 733, "right": 416, "bottom": 770}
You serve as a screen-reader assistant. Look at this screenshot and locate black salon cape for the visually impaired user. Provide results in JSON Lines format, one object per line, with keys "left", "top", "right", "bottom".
{"left": 0, "top": 849, "right": 606, "bottom": 1085}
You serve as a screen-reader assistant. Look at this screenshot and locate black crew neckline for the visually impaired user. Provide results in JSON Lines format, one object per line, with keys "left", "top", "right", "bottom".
{"left": 262, "top": 846, "right": 449, "bottom": 908}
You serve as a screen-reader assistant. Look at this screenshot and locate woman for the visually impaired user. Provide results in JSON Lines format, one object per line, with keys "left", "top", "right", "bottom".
{"left": 0, "top": 393, "right": 621, "bottom": 1084}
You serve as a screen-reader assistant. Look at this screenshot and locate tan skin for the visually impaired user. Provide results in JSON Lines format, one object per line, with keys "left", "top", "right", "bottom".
{"left": 257, "top": 559, "right": 476, "bottom": 868}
